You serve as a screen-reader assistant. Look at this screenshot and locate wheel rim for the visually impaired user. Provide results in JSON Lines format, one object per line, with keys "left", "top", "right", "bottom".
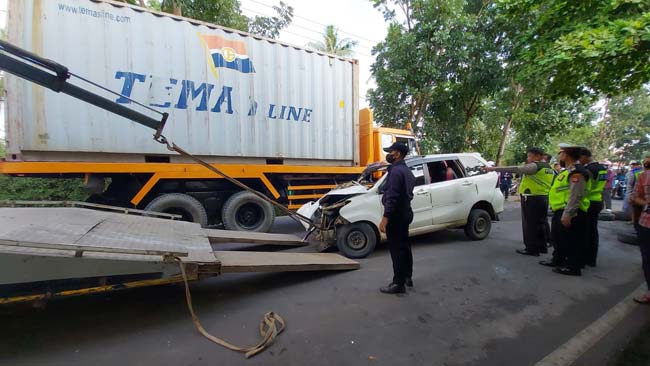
{"left": 475, "top": 216, "right": 488, "bottom": 233}
{"left": 346, "top": 230, "right": 368, "bottom": 251}
{"left": 235, "top": 203, "right": 264, "bottom": 229}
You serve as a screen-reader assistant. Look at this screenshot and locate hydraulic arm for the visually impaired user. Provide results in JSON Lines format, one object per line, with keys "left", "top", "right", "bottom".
{"left": 0, "top": 39, "right": 168, "bottom": 139}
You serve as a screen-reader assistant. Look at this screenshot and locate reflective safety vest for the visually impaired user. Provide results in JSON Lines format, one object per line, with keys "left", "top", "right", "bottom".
{"left": 519, "top": 162, "right": 555, "bottom": 195}
{"left": 585, "top": 162, "right": 608, "bottom": 202}
{"left": 549, "top": 168, "right": 590, "bottom": 212}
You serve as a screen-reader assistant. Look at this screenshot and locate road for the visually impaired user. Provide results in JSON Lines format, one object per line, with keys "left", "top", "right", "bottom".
{"left": 0, "top": 200, "right": 646, "bottom": 366}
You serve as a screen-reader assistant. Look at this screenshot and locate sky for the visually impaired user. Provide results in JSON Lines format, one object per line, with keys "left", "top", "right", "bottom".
{"left": 240, "top": 0, "right": 388, "bottom": 107}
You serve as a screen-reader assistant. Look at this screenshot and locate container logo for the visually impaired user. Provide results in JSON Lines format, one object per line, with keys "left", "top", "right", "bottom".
{"left": 199, "top": 34, "right": 256, "bottom": 77}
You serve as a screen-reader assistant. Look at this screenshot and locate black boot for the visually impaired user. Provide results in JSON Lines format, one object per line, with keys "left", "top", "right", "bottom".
{"left": 380, "top": 283, "right": 406, "bottom": 294}
{"left": 516, "top": 249, "right": 539, "bottom": 256}
{"left": 553, "top": 267, "right": 581, "bottom": 276}
{"left": 405, "top": 278, "right": 413, "bottom": 287}
{"left": 539, "top": 259, "right": 564, "bottom": 267}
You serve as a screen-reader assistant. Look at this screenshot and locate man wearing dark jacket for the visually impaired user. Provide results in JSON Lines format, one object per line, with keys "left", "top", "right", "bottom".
{"left": 379, "top": 142, "right": 416, "bottom": 294}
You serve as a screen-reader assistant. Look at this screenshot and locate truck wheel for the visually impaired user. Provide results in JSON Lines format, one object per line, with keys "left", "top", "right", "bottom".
{"left": 222, "top": 191, "right": 275, "bottom": 232}
{"left": 464, "top": 208, "right": 491, "bottom": 240}
{"left": 144, "top": 193, "right": 208, "bottom": 227}
{"left": 336, "top": 222, "right": 377, "bottom": 259}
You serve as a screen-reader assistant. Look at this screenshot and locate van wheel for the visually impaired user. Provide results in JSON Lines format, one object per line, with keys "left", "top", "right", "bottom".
{"left": 336, "top": 222, "right": 377, "bottom": 258}
{"left": 145, "top": 193, "right": 208, "bottom": 227}
{"left": 222, "top": 191, "right": 275, "bottom": 232}
{"left": 465, "top": 209, "right": 491, "bottom": 240}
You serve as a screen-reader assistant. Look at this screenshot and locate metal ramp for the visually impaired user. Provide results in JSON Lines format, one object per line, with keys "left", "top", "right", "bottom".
{"left": 0, "top": 206, "right": 359, "bottom": 304}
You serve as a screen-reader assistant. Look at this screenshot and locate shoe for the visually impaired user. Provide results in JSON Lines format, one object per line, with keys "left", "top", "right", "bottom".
{"left": 380, "top": 283, "right": 406, "bottom": 294}
{"left": 539, "top": 260, "right": 562, "bottom": 267}
{"left": 516, "top": 249, "right": 539, "bottom": 257}
{"left": 405, "top": 278, "right": 413, "bottom": 287}
{"left": 553, "top": 267, "right": 581, "bottom": 276}
{"left": 633, "top": 295, "right": 650, "bottom": 304}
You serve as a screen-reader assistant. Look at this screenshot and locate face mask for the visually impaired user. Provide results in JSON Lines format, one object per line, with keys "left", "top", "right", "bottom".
{"left": 644, "top": 163, "right": 650, "bottom": 169}
{"left": 386, "top": 153, "right": 396, "bottom": 164}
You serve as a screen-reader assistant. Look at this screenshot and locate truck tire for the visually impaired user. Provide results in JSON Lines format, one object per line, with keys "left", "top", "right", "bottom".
{"left": 222, "top": 191, "right": 275, "bottom": 232}
{"left": 145, "top": 193, "right": 208, "bottom": 227}
{"left": 336, "top": 222, "right": 377, "bottom": 259}
{"left": 464, "top": 208, "right": 491, "bottom": 240}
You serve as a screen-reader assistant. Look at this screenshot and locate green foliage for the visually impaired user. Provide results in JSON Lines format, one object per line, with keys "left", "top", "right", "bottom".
{"left": 307, "top": 25, "right": 358, "bottom": 57}
{"left": 0, "top": 176, "right": 88, "bottom": 201}
{"left": 0, "top": 141, "right": 87, "bottom": 201}
{"left": 146, "top": 0, "right": 162, "bottom": 11}
{"left": 497, "top": 0, "right": 650, "bottom": 98}
{"left": 605, "top": 88, "right": 650, "bottom": 161}
{"left": 158, "top": 0, "right": 293, "bottom": 39}
{"left": 161, "top": 0, "right": 249, "bottom": 30}
{"left": 368, "top": 0, "right": 506, "bottom": 153}
{"left": 249, "top": 1, "right": 293, "bottom": 39}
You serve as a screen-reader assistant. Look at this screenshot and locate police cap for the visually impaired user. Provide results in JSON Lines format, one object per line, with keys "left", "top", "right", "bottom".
{"left": 383, "top": 142, "right": 410, "bottom": 155}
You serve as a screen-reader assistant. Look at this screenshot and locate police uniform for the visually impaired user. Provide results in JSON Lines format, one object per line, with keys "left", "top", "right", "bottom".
{"left": 380, "top": 142, "right": 416, "bottom": 294}
{"left": 583, "top": 160, "right": 608, "bottom": 266}
{"left": 545, "top": 160, "right": 590, "bottom": 276}
{"left": 494, "top": 161, "right": 555, "bottom": 255}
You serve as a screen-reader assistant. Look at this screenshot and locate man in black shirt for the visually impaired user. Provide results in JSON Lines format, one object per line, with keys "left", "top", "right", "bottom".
{"left": 379, "top": 142, "right": 416, "bottom": 294}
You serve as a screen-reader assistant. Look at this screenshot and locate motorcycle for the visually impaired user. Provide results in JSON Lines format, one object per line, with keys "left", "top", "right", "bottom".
{"left": 613, "top": 178, "right": 626, "bottom": 199}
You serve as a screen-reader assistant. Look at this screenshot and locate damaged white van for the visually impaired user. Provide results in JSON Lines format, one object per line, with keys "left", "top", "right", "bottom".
{"left": 298, "top": 154, "right": 505, "bottom": 258}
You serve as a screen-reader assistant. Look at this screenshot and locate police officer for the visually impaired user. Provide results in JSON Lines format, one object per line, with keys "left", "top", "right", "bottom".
{"left": 540, "top": 144, "right": 590, "bottom": 276}
{"left": 579, "top": 148, "right": 607, "bottom": 267}
{"left": 379, "top": 142, "right": 415, "bottom": 294}
{"left": 486, "top": 147, "right": 555, "bottom": 256}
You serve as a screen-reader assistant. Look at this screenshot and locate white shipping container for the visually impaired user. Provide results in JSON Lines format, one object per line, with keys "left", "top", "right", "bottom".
{"left": 5, "top": 0, "right": 359, "bottom": 165}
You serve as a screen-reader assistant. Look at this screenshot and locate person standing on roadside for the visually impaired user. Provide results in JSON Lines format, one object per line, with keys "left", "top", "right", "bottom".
{"left": 379, "top": 142, "right": 415, "bottom": 295}
{"left": 540, "top": 144, "right": 590, "bottom": 276}
{"left": 632, "top": 156, "right": 650, "bottom": 304}
{"left": 579, "top": 148, "right": 608, "bottom": 267}
{"left": 500, "top": 171, "right": 513, "bottom": 200}
{"left": 486, "top": 148, "right": 555, "bottom": 256}
{"left": 602, "top": 161, "right": 614, "bottom": 211}
{"left": 625, "top": 161, "right": 642, "bottom": 225}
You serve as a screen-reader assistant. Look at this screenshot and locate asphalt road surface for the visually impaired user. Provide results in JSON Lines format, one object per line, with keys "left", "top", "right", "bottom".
{"left": 0, "top": 200, "right": 646, "bottom": 366}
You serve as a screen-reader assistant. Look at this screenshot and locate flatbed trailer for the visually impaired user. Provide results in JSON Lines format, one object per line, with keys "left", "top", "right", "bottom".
{"left": 0, "top": 203, "right": 359, "bottom": 305}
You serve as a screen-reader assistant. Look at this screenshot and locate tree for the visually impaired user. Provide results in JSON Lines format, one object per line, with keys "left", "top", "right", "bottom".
{"left": 604, "top": 88, "right": 650, "bottom": 161}
{"left": 158, "top": 0, "right": 293, "bottom": 39}
{"left": 496, "top": 0, "right": 650, "bottom": 98}
{"left": 161, "top": 0, "right": 249, "bottom": 30}
{"left": 368, "top": 0, "right": 505, "bottom": 154}
{"left": 307, "top": 25, "right": 358, "bottom": 57}
{"left": 248, "top": 2, "right": 293, "bottom": 39}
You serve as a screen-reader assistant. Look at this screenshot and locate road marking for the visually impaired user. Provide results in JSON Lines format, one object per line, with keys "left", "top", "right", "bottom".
{"left": 535, "top": 283, "right": 646, "bottom": 366}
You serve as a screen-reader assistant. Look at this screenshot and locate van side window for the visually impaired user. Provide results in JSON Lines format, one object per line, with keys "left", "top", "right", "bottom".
{"left": 427, "top": 161, "right": 460, "bottom": 183}
{"left": 459, "top": 156, "right": 487, "bottom": 177}
{"left": 410, "top": 164, "right": 426, "bottom": 186}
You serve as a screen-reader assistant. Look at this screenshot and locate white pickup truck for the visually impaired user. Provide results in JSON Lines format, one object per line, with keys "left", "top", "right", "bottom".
{"left": 298, "top": 153, "right": 505, "bottom": 258}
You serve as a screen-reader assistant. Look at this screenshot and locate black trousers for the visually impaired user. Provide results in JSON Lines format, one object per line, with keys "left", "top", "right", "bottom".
{"left": 585, "top": 201, "right": 603, "bottom": 266}
{"left": 521, "top": 195, "right": 549, "bottom": 254}
{"left": 386, "top": 210, "right": 414, "bottom": 286}
{"left": 551, "top": 210, "right": 587, "bottom": 270}
{"left": 638, "top": 226, "right": 650, "bottom": 291}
